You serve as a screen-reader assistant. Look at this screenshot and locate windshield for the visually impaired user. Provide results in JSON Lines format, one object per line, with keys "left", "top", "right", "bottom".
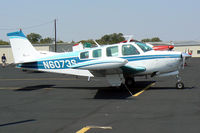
{"left": 136, "top": 42, "right": 153, "bottom": 52}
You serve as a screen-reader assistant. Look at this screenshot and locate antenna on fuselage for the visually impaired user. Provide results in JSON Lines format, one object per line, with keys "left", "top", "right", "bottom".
{"left": 93, "top": 40, "right": 100, "bottom": 47}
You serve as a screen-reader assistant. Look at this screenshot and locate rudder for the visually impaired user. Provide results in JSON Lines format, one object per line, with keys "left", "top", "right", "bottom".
{"left": 7, "top": 30, "right": 40, "bottom": 63}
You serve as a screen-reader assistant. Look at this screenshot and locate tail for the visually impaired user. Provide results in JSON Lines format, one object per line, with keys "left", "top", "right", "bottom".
{"left": 7, "top": 30, "right": 40, "bottom": 63}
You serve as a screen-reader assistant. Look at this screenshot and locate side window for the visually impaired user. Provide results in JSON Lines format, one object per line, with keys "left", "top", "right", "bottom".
{"left": 80, "top": 51, "right": 89, "bottom": 59}
{"left": 106, "top": 46, "right": 118, "bottom": 57}
{"left": 93, "top": 49, "right": 102, "bottom": 58}
{"left": 122, "top": 44, "right": 140, "bottom": 56}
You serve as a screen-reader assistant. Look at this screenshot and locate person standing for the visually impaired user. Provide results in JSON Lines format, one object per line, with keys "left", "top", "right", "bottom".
{"left": 1, "top": 53, "right": 7, "bottom": 67}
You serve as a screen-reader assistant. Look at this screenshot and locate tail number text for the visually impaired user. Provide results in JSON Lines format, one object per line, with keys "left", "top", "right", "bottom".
{"left": 43, "top": 60, "right": 76, "bottom": 69}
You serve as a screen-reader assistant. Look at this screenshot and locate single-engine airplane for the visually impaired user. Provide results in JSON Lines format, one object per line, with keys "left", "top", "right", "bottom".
{"left": 7, "top": 30, "right": 191, "bottom": 89}
{"left": 151, "top": 44, "right": 174, "bottom": 51}
{"left": 147, "top": 42, "right": 174, "bottom": 51}
{"left": 120, "top": 39, "right": 174, "bottom": 51}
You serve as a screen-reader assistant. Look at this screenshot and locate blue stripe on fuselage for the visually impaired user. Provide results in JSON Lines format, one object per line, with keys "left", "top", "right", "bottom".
{"left": 122, "top": 54, "right": 181, "bottom": 61}
{"left": 18, "top": 54, "right": 181, "bottom": 69}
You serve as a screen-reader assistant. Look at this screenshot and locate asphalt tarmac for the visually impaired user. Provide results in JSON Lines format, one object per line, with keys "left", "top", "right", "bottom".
{"left": 0, "top": 58, "right": 199, "bottom": 133}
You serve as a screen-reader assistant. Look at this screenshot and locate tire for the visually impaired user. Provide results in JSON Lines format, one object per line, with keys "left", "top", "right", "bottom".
{"left": 176, "top": 82, "right": 184, "bottom": 89}
{"left": 125, "top": 77, "right": 135, "bottom": 88}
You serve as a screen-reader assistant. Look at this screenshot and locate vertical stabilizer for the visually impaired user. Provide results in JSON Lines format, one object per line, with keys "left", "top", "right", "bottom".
{"left": 7, "top": 30, "right": 40, "bottom": 63}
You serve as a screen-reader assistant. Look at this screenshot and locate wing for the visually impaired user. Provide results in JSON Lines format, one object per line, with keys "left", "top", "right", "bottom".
{"left": 121, "top": 65, "right": 146, "bottom": 75}
{"left": 70, "top": 57, "right": 146, "bottom": 77}
{"left": 70, "top": 57, "right": 128, "bottom": 70}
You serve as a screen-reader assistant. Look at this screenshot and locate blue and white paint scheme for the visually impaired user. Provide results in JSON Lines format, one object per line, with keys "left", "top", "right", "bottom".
{"left": 7, "top": 30, "right": 191, "bottom": 89}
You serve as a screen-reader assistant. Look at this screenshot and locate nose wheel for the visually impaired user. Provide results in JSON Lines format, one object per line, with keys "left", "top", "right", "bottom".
{"left": 176, "top": 82, "right": 184, "bottom": 89}
{"left": 176, "top": 75, "right": 184, "bottom": 89}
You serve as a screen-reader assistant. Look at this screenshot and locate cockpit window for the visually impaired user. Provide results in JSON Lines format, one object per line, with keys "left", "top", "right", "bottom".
{"left": 80, "top": 51, "right": 89, "bottom": 59}
{"left": 122, "top": 44, "right": 140, "bottom": 55}
{"left": 136, "top": 42, "right": 153, "bottom": 52}
{"left": 93, "top": 49, "right": 102, "bottom": 58}
{"left": 106, "top": 46, "right": 118, "bottom": 57}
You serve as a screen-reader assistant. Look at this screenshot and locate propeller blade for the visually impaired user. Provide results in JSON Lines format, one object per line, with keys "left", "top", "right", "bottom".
{"left": 181, "top": 53, "right": 191, "bottom": 69}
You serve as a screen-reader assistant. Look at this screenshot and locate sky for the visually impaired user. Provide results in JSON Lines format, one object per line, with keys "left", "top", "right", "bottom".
{"left": 0, "top": 0, "right": 200, "bottom": 42}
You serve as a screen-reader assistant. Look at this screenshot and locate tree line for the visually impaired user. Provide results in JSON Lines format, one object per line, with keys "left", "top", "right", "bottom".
{"left": 0, "top": 32, "right": 162, "bottom": 45}
{"left": 0, "top": 40, "right": 9, "bottom": 45}
{"left": 79, "top": 33, "right": 162, "bottom": 45}
{"left": 27, "top": 33, "right": 63, "bottom": 44}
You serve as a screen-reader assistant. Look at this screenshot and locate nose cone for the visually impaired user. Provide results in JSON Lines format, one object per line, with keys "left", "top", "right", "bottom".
{"left": 168, "top": 45, "right": 174, "bottom": 50}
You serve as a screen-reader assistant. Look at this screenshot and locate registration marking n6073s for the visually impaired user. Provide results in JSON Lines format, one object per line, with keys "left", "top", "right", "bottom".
{"left": 43, "top": 59, "right": 76, "bottom": 69}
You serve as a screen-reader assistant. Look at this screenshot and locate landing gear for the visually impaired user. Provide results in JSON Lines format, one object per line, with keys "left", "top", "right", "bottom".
{"left": 176, "top": 82, "right": 184, "bottom": 89}
{"left": 120, "top": 76, "right": 135, "bottom": 96}
{"left": 125, "top": 77, "right": 135, "bottom": 88}
{"left": 176, "top": 75, "right": 184, "bottom": 89}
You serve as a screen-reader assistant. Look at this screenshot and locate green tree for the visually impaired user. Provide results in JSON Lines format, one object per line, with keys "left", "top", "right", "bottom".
{"left": 0, "top": 40, "right": 9, "bottom": 45}
{"left": 57, "top": 40, "right": 64, "bottom": 43}
{"left": 79, "top": 39, "right": 95, "bottom": 45}
{"left": 151, "top": 37, "right": 161, "bottom": 42}
{"left": 141, "top": 37, "right": 162, "bottom": 42}
{"left": 27, "top": 33, "right": 42, "bottom": 44}
{"left": 40, "top": 37, "right": 54, "bottom": 44}
{"left": 141, "top": 38, "right": 151, "bottom": 42}
{"left": 97, "top": 33, "right": 125, "bottom": 44}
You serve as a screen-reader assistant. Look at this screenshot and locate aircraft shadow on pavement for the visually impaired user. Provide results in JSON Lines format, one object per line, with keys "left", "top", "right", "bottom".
{"left": 55, "top": 86, "right": 134, "bottom": 99}
{"left": 13, "top": 81, "right": 194, "bottom": 99}
{"left": 94, "top": 81, "right": 155, "bottom": 99}
{"left": 15, "top": 85, "right": 55, "bottom": 91}
{"left": 149, "top": 86, "right": 195, "bottom": 90}
{"left": 54, "top": 81, "right": 155, "bottom": 99}
{"left": 94, "top": 87, "right": 132, "bottom": 99}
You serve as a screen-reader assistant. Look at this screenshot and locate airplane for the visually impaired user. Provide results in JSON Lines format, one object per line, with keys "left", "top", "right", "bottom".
{"left": 147, "top": 42, "right": 174, "bottom": 51}
{"left": 119, "top": 39, "right": 174, "bottom": 51}
{"left": 151, "top": 44, "right": 174, "bottom": 51}
{"left": 7, "top": 30, "right": 191, "bottom": 90}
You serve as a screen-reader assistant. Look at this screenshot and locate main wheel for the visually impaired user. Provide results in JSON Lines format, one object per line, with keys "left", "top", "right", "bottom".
{"left": 125, "top": 77, "right": 135, "bottom": 88}
{"left": 176, "top": 82, "right": 184, "bottom": 89}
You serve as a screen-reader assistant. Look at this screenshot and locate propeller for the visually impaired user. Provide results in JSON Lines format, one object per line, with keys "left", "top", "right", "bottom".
{"left": 181, "top": 53, "right": 192, "bottom": 69}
